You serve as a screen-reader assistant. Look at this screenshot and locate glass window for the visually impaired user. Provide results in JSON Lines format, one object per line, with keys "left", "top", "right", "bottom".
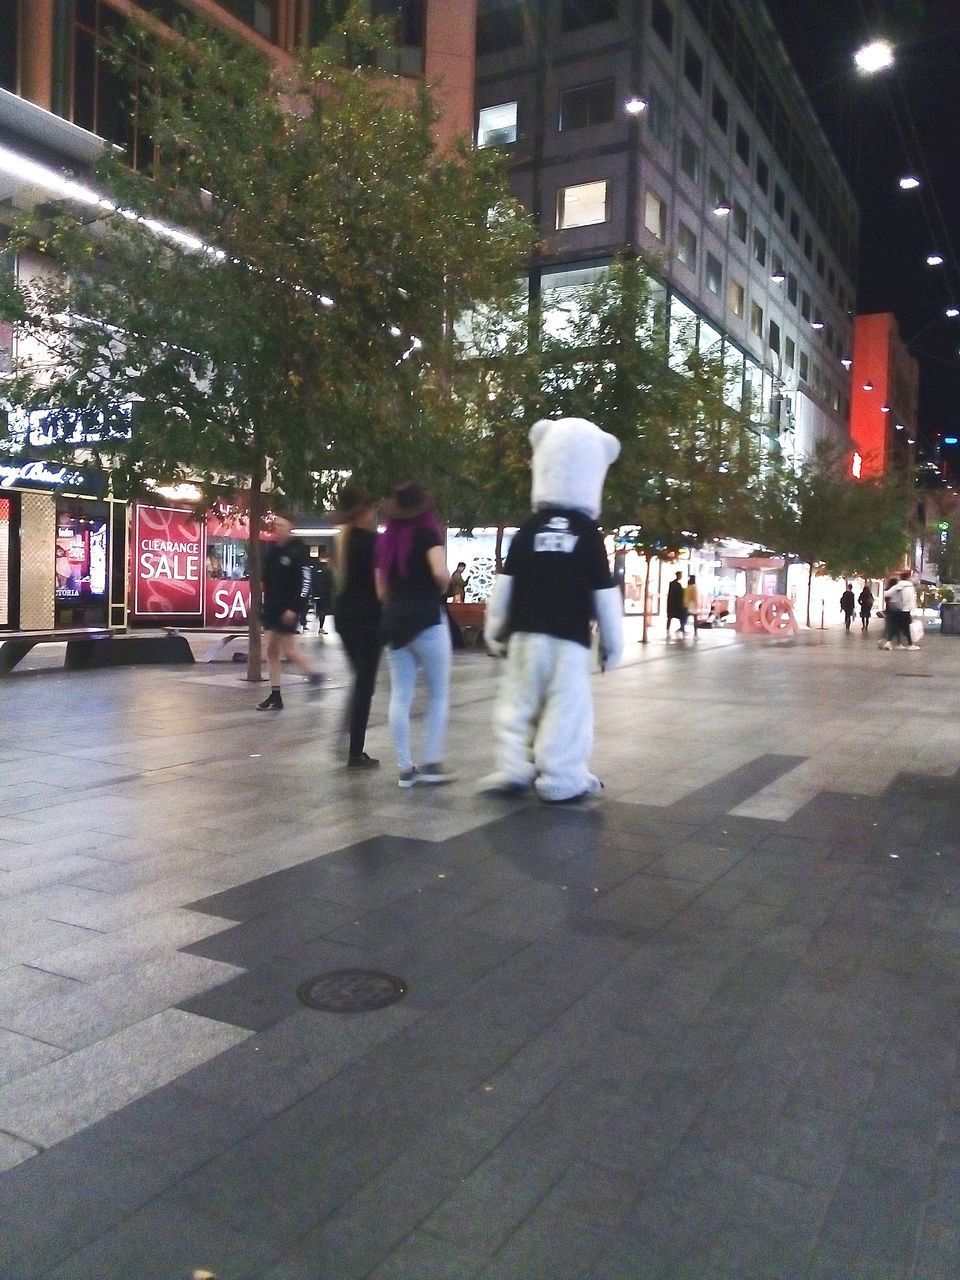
{"left": 728, "top": 278, "right": 745, "bottom": 317}
{"left": 787, "top": 273, "right": 798, "bottom": 305}
{"left": 711, "top": 85, "right": 729, "bottom": 131}
{"left": 648, "top": 88, "right": 671, "bottom": 147}
{"left": 476, "top": 3, "right": 525, "bottom": 53}
{"left": 684, "top": 42, "right": 704, "bottom": 94}
{"left": 708, "top": 169, "right": 725, "bottom": 207}
{"left": 677, "top": 221, "right": 698, "bottom": 270}
{"left": 768, "top": 319, "right": 780, "bottom": 353}
{"left": 743, "top": 359, "right": 762, "bottom": 417}
{"left": 804, "top": 230, "right": 814, "bottom": 261}
{"left": 0, "top": 0, "right": 17, "bottom": 92}
{"left": 669, "top": 295, "right": 698, "bottom": 371}
{"left": 801, "top": 290, "right": 811, "bottom": 321}
{"left": 753, "top": 228, "right": 767, "bottom": 267}
{"left": 799, "top": 350, "right": 809, "bottom": 381}
{"left": 477, "top": 102, "right": 518, "bottom": 148}
{"left": 706, "top": 252, "right": 722, "bottom": 295}
{"left": 699, "top": 318, "right": 723, "bottom": 359}
{"left": 735, "top": 122, "right": 750, "bottom": 165}
{"left": 751, "top": 301, "right": 764, "bottom": 338}
{"left": 540, "top": 264, "right": 609, "bottom": 340}
{"left": 651, "top": 0, "right": 674, "bottom": 48}
{"left": 560, "top": 0, "right": 618, "bottom": 31}
{"left": 723, "top": 342, "right": 744, "bottom": 408}
{"left": 785, "top": 335, "right": 795, "bottom": 367}
{"left": 559, "top": 80, "right": 615, "bottom": 130}
{"left": 790, "top": 210, "right": 800, "bottom": 242}
{"left": 756, "top": 153, "right": 769, "bottom": 194}
{"left": 556, "top": 180, "right": 609, "bottom": 229}
{"left": 644, "top": 190, "right": 666, "bottom": 240}
{"left": 774, "top": 183, "right": 785, "bottom": 218}
{"left": 679, "top": 133, "right": 700, "bottom": 183}
{"left": 732, "top": 201, "right": 747, "bottom": 242}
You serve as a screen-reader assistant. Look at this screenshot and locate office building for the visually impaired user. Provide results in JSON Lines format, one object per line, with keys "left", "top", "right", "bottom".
{"left": 475, "top": 0, "right": 858, "bottom": 461}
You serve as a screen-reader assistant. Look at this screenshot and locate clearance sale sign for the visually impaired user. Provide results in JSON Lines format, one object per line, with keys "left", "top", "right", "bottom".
{"left": 131, "top": 505, "right": 205, "bottom": 621}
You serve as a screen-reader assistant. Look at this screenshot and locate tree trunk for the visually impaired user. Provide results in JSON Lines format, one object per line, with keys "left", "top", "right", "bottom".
{"left": 245, "top": 457, "right": 265, "bottom": 683}
{"left": 495, "top": 524, "right": 505, "bottom": 574}
{"left": 806, "top": 561, "right": 814, "bottom": 629}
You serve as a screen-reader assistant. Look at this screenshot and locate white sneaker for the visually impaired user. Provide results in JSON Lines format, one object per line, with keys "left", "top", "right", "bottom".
{"left": 908, "top": 644, "right": 922, "bottom": 651}
{"left": 398, "top": 768, "right": 420, "bottom": 788}
{"left": 879, "top": 641, "right": 892, "bottom": 650}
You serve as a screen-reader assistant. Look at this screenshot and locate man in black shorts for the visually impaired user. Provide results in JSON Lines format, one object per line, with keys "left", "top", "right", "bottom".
{"left": 257, "top": 514, "right": 323, "bottom": 710}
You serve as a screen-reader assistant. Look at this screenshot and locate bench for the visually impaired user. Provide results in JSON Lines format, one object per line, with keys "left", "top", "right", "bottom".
{"left": 0, "top": 628, "right": 195, "bottom": 675}
{"left": 448, "top": 602, "right": 487, "bottom": 649}
{"left": 0, "top": 628, "right": 111, "bottom": 675}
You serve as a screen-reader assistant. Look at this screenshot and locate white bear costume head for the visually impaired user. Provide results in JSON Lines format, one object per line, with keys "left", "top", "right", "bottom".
{"left": 529, "top": 417, "right": 621, "bottom": 520}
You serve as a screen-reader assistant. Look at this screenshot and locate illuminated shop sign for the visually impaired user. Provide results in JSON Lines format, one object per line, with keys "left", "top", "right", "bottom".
{"left": 4, "top": 404, "right": 133, "bottom": 451}
{"left": 0, "top": 458, "right": 107, "bottom": 495}
{"left": 132, "top": 505, "right": 205, "bottom": 619}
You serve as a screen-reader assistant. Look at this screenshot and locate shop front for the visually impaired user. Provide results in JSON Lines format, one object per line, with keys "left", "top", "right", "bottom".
{"left": 0, "top": 458, "right": 125, "bottom": 632}
{"left": 130, "top": 502, "right": 262, "bottom": 629}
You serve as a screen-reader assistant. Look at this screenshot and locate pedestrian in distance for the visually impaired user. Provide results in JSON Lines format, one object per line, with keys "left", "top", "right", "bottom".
{"left": 376, "top": 482, "right": 455, "bottom": 789}
{"left": 684, "top": 575, "right": 701, "bottom": 637}
{"left": 311, "top": 556, "right": 334, "bottom": 635}
{"left": 333, "top": 484, "right": 382, "bottom": 769}
{"left": 447, "top": 562, "right": 470, "bottom": 604}
{"left": 840, "top": 583, "right": 856, "bottom": 632}
{"left": 666, "top": 571, "right": 684, "bottom": 638}
{"left": 858, "top": 584, "right": 874, "bottom": 632}
{"left": 898, "top": 570, "right": 920, "bottom": 649}
{"left": 257, "top": 513, "right": 323, "bottom": 710}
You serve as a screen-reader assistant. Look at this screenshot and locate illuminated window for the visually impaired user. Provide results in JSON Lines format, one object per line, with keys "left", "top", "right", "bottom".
{"left": 728, "top": 278, "right": 745, "bottom": 317}
{"left": 644, "top": 190, "right": 666, "bottom": 240}
{"left": 477, "top": 102, "right": 518, "bottom": 147}
{"left": 556, "top": 180, "right": 609, "bottom": 229}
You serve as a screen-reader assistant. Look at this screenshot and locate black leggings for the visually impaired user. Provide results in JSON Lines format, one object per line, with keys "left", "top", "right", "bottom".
{"left": 336, "top": 615, "right": 382, "bottom": 757}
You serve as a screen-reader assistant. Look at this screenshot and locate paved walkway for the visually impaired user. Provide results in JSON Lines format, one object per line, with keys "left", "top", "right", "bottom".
{"left": 1, "top": 623, "right": 959, "bottom": 1279}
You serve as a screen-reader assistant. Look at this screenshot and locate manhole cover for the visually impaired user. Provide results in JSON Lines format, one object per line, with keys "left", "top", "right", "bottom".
{"left": 296, "top": 970, "right": 407, "bottom": 1013}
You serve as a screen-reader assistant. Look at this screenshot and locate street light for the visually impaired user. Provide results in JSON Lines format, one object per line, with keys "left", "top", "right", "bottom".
{"left": 713, "top": 201, "right": 732, "bottom": 217}
{"left": 927, "top": 254, "right": 944, "bottom": 266}
{"left": 624, "top": 97, "right": 648, "bottom": 115}
{"left": 854, "top": 39, "right": 895, "bottom": 74}
{"left": 770, "top": 271, "right": 786, "bottom": 284}
{"left": 899, "top": 176, "right": 921, "bottom": 190}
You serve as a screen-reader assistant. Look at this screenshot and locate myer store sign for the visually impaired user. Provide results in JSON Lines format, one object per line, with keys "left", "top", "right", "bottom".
{"left": 0, "top": 459, "right": 108, "bottom": 496}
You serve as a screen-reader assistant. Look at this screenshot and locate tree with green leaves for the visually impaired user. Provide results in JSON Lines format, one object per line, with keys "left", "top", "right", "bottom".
{"left": 752, "top": 440, "right": 911, "bottom": 625}
{"left": 539, "top": 256, "right": 759, "bottom": 640}
{"left": 0, "top": 5, "right": 529, "bottom": 677}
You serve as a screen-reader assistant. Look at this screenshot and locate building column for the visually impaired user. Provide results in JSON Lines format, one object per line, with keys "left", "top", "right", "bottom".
{"left": 20, "top": 0, "right": 56, "bottom": 110}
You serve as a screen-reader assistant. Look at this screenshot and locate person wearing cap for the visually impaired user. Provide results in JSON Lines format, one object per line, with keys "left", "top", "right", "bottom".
{"left": 375, "top": 482, "right": 455, "bottom": 788}
{"left": 333, "top": 483, "right": 382, "bottom": 768}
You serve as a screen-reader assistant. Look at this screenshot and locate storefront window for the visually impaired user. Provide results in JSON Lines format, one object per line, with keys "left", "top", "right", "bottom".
{"left": 540, "top": 264, "right": 608, "bottom": 340}
{"left": 668, "top": 296, "right": 698, "bottom": 372}
{"left": 54, "top": 500, "right": 109, "bottom": 627}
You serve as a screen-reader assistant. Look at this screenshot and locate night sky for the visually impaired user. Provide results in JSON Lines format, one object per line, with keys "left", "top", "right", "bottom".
{"left": 764, "top": 0, "right": 960, "bottom": 453}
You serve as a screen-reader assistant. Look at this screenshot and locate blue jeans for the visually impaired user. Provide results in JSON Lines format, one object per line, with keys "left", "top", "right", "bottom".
{"left": 387, "top": 623, "right": 451, "bottom": 771}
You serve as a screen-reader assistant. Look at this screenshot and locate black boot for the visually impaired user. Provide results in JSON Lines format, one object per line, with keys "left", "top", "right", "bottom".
{"left": 257, "top": 689, "right": 283, "bottom": 710}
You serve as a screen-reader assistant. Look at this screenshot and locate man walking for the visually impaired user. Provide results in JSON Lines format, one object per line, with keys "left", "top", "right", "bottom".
{"left": 666, "top": 571, "right": 684, "bottom": 638}
{"left": 840, "top": 583, "right": 856, "bottom": 631}
{"left": 257, "top": 514, "right": 323, "bottom": 710}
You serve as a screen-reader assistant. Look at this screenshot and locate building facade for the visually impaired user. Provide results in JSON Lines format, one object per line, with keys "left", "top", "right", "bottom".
{"left": 475, "top": 0, "right": 859, "bottom": 461}
{"left": 849, "top": 311, "right": 918, "bottom": 479}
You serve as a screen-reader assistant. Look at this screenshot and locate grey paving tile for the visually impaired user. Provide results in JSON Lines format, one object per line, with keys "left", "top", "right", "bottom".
{"left": 33, "top": 907, "right": 236, "bottom": 980}
{"left": 0, "top": 1009, "right": 250, "bottom": 1148}
{"left": 0, "top": 1025, "right": 65, "bottom": 1087}
{"left": 367, "top": 1230, "right": 487, "bottom": 1280}
{"left": 0, "top": 1128, "right": 41, "bottom": 1171}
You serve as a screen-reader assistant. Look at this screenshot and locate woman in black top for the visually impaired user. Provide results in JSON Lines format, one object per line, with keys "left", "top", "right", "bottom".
{"left": 333, "top": 484, "right": 382, "bottom": 768}
{"left": 375, "top": 482, "right": 453, "bottom": 788}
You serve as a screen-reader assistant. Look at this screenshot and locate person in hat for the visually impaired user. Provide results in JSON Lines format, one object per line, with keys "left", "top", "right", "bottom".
{"left": 375, "top": 482, "right": 455, "bottom": 788}
{"left": 333, "top": 483, "right": 382, "bottom": 768}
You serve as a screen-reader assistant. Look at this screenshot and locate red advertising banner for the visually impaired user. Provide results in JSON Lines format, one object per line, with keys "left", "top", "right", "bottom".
{"left": 204, "top": 578, "right": 252, "bottom": 627}
{"left": 132, "top": 505, "right": 205, "bottom": 620}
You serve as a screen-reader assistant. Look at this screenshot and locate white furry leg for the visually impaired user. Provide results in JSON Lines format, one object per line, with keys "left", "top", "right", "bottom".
{"left": 489, "top": 633, "right": 549, "bottom": 788}
{"left": 528, "top": 638, "right": 598, "bottom": 803}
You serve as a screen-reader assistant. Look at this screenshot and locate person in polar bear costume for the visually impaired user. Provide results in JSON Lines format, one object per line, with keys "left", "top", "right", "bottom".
{"left": 483, "top": 417, "right": 624, "bottom": 803}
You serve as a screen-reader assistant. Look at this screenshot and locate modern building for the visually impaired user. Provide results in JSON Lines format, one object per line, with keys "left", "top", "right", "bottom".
{"left": 849, "top": 311, "right": 918, "bottom": 479}
{"left": 0, "top": 0, "right": 477, "bottom": 634}
{"left": 474, "top": 0, "right": 859, "bottom": 462}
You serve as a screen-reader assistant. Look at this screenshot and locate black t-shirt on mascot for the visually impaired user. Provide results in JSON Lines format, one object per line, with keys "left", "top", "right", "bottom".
{"left": 262, "top": 537, "right": 312, "bottom": 628}
{"left": 503, "top": 507, "right": 613, "bottom": 648}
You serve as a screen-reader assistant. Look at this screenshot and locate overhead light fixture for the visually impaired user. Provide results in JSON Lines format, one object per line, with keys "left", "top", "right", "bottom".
{"left": 625, "top": 96, "right": 648, "bottom": 115}
{"left": 899, "top": 176, "right": 921, "bottom": 190}
{"left": 947, "top": 308, "right": 960, "bottom": 318}
{"left": 862, "top": 381, "right": 874, "bottom": 391}
{"left": 944, "top": 436, "right": 959, "bottom": 445}
{"left": 927, "top": 254, "right": 944, "bottom": 266}
{"left": 908, "top": 437, "right": 916, "bottom": 444}
{"left": 895, "top": 422, "right": 905, "bottom": 430}
{"left": 811, "top": 320, "right": 824, "bottom": 330}
{"left": 840, "top": 357, "right": 853, "bottom": 369}
{"left": 770, "top": 271, "right": 786, "bottom": 284}
{"left": 713, "top": 201, "right": 732, "bottom": 216}
{"left": 854, "top": 39, "right": 895, "bottom": 74}
{"left": 881, "top": 404, "right": 891, "bottom": 413}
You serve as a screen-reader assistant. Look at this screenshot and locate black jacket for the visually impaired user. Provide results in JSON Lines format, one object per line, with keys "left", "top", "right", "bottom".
{"left": 262, "top": 537, "right": 312, "bottom": 616}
